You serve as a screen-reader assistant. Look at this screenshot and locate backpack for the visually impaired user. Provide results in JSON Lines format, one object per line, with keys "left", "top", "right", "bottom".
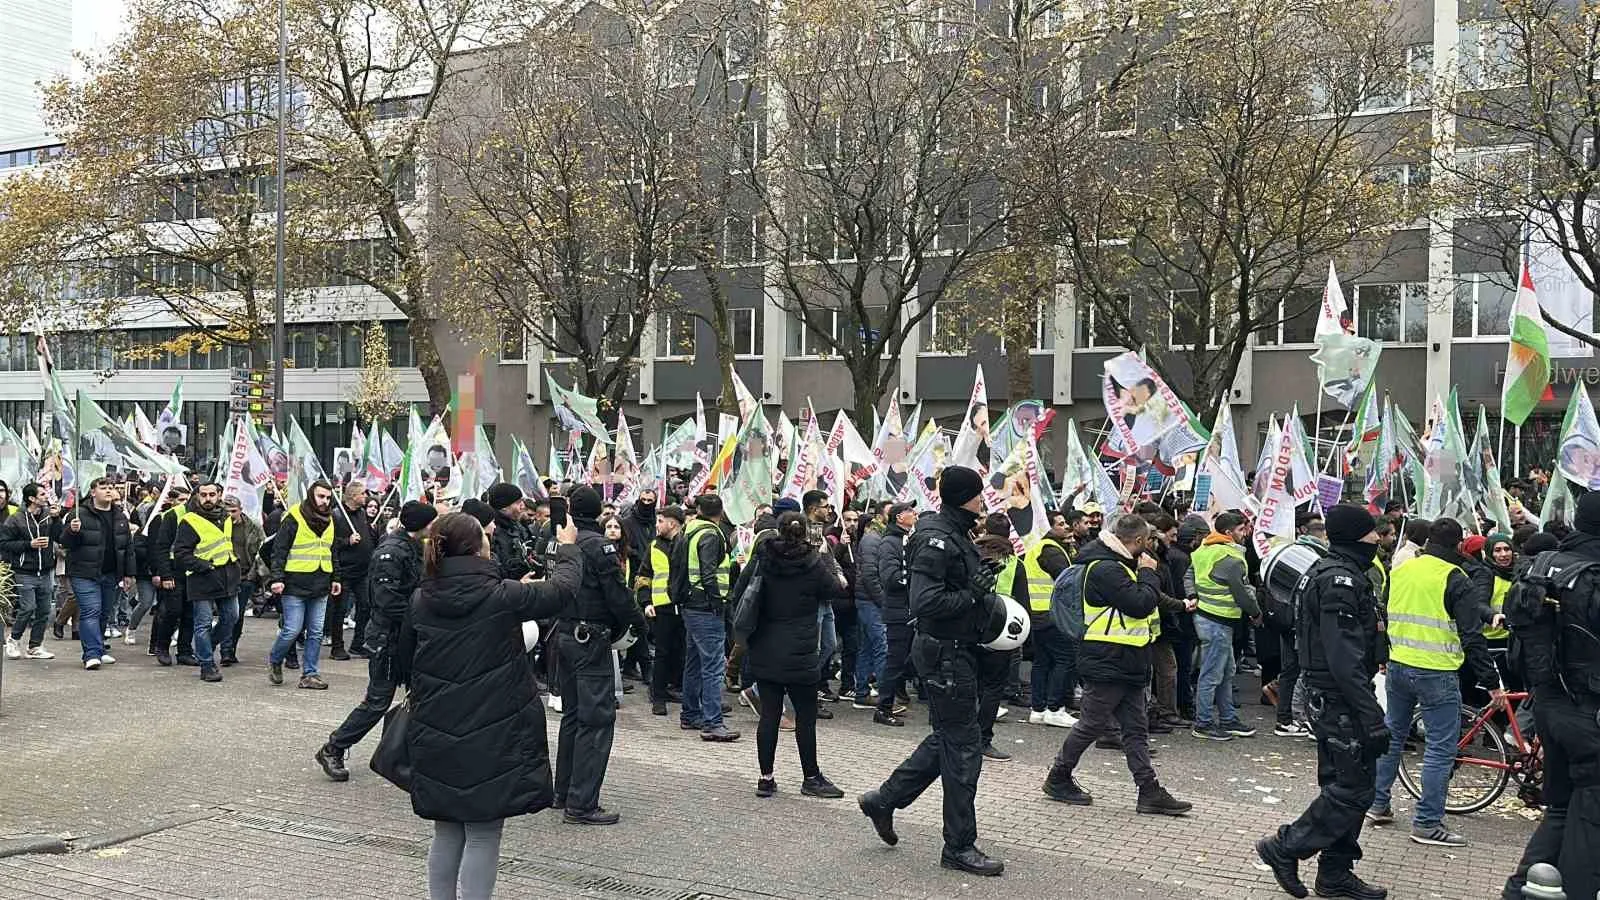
{"left": 1505, "top": 551, "right": 1600, "bottom": 693}
{"left": 1048, "top": 561, "right": 1100, "bottom": 640}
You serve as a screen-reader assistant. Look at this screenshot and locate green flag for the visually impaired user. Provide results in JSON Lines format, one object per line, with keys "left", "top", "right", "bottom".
{"left": 1503, "top": 261, "right": 1552, "bottom": 427}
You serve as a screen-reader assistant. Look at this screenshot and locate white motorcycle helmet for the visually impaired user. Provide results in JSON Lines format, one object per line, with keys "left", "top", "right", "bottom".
{"left": 611, "top": 623, "right": 641, "bottom": 652}
{"left": 520, "top": 619, "right": 541, "bottom": 653}
{"left": 981, "top": 594, "right": 1031, "bottom": 652}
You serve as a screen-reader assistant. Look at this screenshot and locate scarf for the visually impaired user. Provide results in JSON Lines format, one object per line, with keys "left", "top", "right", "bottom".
{"left": 298, "top": 499, "right": 332, "bottom": 535}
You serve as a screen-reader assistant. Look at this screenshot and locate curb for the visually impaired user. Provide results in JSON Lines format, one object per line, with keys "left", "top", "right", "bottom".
{"left": 0, "top": 810, "right": 214, "bottom": 859}
{"left": 0, "top": 836, "right": 70, "bottom": 859}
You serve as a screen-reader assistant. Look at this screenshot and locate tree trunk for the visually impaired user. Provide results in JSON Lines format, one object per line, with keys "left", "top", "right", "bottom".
{"left": 1004, "top": 306, "right": 1034, "bottom": 404}
{"left": 405, "top": 314, "right": 451, "bottom": 416}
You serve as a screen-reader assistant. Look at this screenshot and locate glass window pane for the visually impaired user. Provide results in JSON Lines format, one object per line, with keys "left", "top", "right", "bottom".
{"left": 317, "top": 323, "right": 340, "bottom": 368}
{"left": 1476, "top": 274, "right": 1514, "bottom": 336}
{"left": 1403, "top": 283, "right": 1428, "bottom": 343}
{"left": 1453, "top": 281, "right": 1476, "bottom": 337}
{"left": 1356, "top": 284, "right": 1400, "bottom": 342}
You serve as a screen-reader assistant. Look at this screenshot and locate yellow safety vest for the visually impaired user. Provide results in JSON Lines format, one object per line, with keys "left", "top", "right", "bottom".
{"left": 685, "top": 518, "right": 732, "bottom": 599}
{"left": 1484, "top": 575, "right": 1511, "bottom": 641}
{"left": 180, "top": 510, "right": 235, "bottom": 569}
{"left": 1082, "top": 561, "right": 1160, "bottom": 646}
{"left": 1387, "top": 555, "right": 1464, "bottom": 671}
{"left": 283, "top": 506, "right": 334, "bottom": 574}
{"left": 1023, "top": 538, "right": 1065, "bottom": 613}
{"left": 1370, "top": 558, "right": 1389, "bottom": 603}
{"left": 1193, "top": 541, "right": 1246, "bottom": 620}
{"left": 649, "top": 541, "right": 673, "bottom": 607}
{"left": 994, "top": 557, "right": 1021, "bottom": 604}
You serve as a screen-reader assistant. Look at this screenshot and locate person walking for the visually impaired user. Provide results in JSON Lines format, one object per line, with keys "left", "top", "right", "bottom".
{"left": 148, "top": 483, "right": 192, "bottom": 665}
{"left": 2, "top": 483, "right": 62, "bottom": 660}
{"left": 315, "top": 501, "right": 436, "bottom": 782}
{"left": 61, "top": 477, "right": 136, "bottom": 671}
{"left": 394, "top": 511, "right": 581, "bottom": 900}
{"left": 552, "top": 485, "right": 648, "bottom": 825}
{"left": 1188, "top": 511, "right": 1261, "bottom": 741}
{"left": 1256, "top": 504, "right": 1390, "bottom": 900}
{"left": 674, "top": 493, "right": 739, "bottom": 741}
{"left": 1024, "top": 509, "right": 1075, "bottom": 728}
{"left": 1041, "top": 513, "right": 1192, "bottom": 817}
{"left": 332, "top": 482, "right": 375, "bottom": 660}
{"left": 1368, "top": 517, "right": 1503, "bottom": 847}
{"left": 737, "top": 511, "right": 850, "bottom": 799}
{"left": 171, "top": 481, "right": 241, "bottom": 683}
{"left": 857, "top": 466, "right": 1007, "bottom": 877}
{"left": 872, "top": 503, "right": 917, "bottom": 727}
{"left": 267, "top": 481, "right": 342, "bottom": 689}
{"left": 223, "top": 496, "right": 265, "bottom": 663}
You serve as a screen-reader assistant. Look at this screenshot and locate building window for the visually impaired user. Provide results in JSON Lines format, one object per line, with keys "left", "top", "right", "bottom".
{"left": 1354, "top": 282, "right": 1427, "bottom": 343}
{"left": 370, "top": 95, "right": 426, "bottom": 121}
{"left": 655, "top": 312, "right": 697, "bottom": 358}
{"left": 1095, "top": 78, "right": 1137, "bottom": 136}
{"left": 1076, "top": 293, "right": 1130, "bottom": 349}
{"left": 602, "top": 313, "right": 636, "bottom": 360}
{"left": 1453, "top": 271, "right": 1515, "bottom": 338}
{"left": 1459, "top": 145, "right": 1533, "bottom": 212}
{"left": 934, "top": 197, "right": 972, "bottom": 252}
{"left": 1361, "top": 43, "right": 1433, "bottom": 111}
{"left": 499, "top": 320, "right": 526, "bottom": 363}
{"left": 786, "top": 308, "right": 841, "bottom": 357}
{"left": 923, "top": 301, "right": 977, "bottom": 354}
{"left": 722, "top": 214, "right": 760, "bottom": 265}
{"left": 1459, "top": 21, "right": 1524, "bottom": 91}
{"left": 729, "top": 307, "right": 761, "bottom": 357}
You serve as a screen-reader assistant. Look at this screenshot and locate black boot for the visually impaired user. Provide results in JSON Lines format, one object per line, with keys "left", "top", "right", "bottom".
{"left": 562, "top": 807, "right": 621, "bottom": 826}
{"left": 857, "top": 790, "right": 898, "bottom": 846}
{"left": 939, "top": 846, "right": 1003, "bottom": 877}
{"left": 1255, "top": 837, "right": 1307, "bottom": 898}
{"left": 1041, "top": 773, "right": 1092, "bottom": 805}
{"left": 1313, "top": 869, "right": 1386, "bottom": 900}
{"left": 1135, "top": 783, "right": 1192, "bottom": 816}
{"left": 315, "top": 744, "right": 350, "bottom": 782}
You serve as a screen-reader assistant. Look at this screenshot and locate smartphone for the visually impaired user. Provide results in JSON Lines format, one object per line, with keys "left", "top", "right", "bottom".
{"left": 548, "top": 496, "right": 569, "bottom": 529}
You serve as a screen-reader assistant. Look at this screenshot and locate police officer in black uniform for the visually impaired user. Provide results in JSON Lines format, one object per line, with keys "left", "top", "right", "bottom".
{"left": 314, "top": 501, "right": 436, "bottom": 782}
{"left": 1502, "top": 493, "right": 1600, "bottom": 900}
{"left": 487, "top": 483, "right": 534, "bottom": 580}
{"left": 857, "top": 466, "right": 1005, "bottom": 877}
{"left": 553, "top": 485, "right": 645, "bottom": 826}
{"left": 1257, "top": 504, "right": 1388, "bottom": 900}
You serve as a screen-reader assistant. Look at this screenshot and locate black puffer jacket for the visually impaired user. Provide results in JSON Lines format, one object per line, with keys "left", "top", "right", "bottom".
{"left": 743, "top": 537, "right": 847, "bottom": 685}
{"left": 397, "top": 547, "right": 582, "bottom": 823}
{"left": 490, "top": 511, "right": 533, "bottom": 580}
{"left": 366, "top": 531, "right": 424, "bottom": 651}
{"left": 874, "top": 522, "right": 911, "bottom": 624}
{"left": 61, "top": 503, "right": 136, "bottom": 579}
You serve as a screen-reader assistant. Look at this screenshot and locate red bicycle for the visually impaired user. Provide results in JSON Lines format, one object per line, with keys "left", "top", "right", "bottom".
{"left": 1397, "top": 690, "right": 1544, "bottom": 815}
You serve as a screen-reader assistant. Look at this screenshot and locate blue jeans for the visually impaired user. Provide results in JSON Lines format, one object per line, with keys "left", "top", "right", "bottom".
{"left": 854, "top": 601, "right": 887, "bottom": 695}
{"left": 10, "top": 572, "right": 54, "bottom": 647}
{"left": 1194, "top": 614, "right": 1238, "bottom": 729}
{"left": 1030, "top": 624, "right": 1074, "bottom": 711}
{"left": 817, "top": 604, "right": 838, "bottom": 687}
{"left": 270, "top": 594, "right": 327, "bottom": 677}
{"left": 70, "top": 574, "right": 119, "bottom": 662}
{"left": 681, "top": 608, "right": 726, "bottom": 729}
{"left": 1372, "top": 661, "right": 1461, "bottom": 829}
{"left": 192, "top": 594, "right": 239, "bottom": 671}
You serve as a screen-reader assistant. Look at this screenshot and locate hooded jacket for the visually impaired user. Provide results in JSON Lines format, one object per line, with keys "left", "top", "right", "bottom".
{"left": 1076, "top": 535, "right": 1163, "bottom": 685}
{"left": 396, "top": 548, "right": 582, "bottom": 823}
{"left": 0, "top": 505, "right": 62, "bottom": 577}
{"left": 1186, "top": 532, "right": 1260, "bottom": 623}
{"left": 490, "top": 510, "right": 533, "bottom": 581}
{"left": 873, "top": 521, "right": 912, "bottom": 623}
{"left": 856, "top": 526, "right": 884, "bottom": 605}
{"left": 743, "top": 536, "right": 848, "bottom": 684}
{"left": 171, "top": 498, "right": 241, "bottom": 603}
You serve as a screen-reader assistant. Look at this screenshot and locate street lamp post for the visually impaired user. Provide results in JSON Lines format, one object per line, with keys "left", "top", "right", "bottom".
{"left": 272, "top": 0, "right": 288, "bottom": 434}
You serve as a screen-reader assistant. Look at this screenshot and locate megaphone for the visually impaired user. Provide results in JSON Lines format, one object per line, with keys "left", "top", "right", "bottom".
{"left": 611, "top": 622, "right": 641, "bottom": 652}
{"left": 521, "top": 619, "right": 541, "bottom": 653}
{"left": 981, "top": 594, "right": 1031, "bottom": 652}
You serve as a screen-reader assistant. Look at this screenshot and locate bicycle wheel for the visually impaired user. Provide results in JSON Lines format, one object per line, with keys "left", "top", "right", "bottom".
{"left": 1396, "top": 704, "right": 1512, "bottom": 815}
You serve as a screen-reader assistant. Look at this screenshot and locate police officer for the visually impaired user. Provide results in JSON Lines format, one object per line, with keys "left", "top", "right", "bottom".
{"left": 1257, "top": 504, "right": 1388, "bottom": 900}
{"left": 314, "top": 501, "right": 436, "bottom": 782}
{"left": 857, "top": 465, "right": 1005, "bottom": 877}
{"left": 1502, "top": 493, "right": 1600, "bottom": 900}
{"left": 553, "top": 485, "right": 645, "bottom": 826}
{"left": 487, "top": 483, "right": 533, "bottom": 580}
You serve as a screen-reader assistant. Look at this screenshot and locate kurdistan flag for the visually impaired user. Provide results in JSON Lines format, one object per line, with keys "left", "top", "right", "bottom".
{"left": 1503, "top": 261, "right": 1552, "bottom": 426}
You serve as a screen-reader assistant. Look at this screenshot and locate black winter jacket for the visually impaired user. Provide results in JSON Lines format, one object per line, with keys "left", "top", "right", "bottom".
{"left": 874, "top": 522, "right": 911, "bottom": 623}
{"left": 150, "top": 506, "right": 182, "bottom": 581}
{"left": 907, "top": 507, "right": 991, "bottom": 643}
{"left": 856, "top": 529, "right": 884, "bottom": 604}
{"left": 333, "top": 505, "right": 376, "bottom": 582}
{"left": 561, "top": 521, "right": 647, "bottom": 639}
{"left": 0, "top": 507, "right": 61, "bottom": 577}
{"left": 490, "top": 512, "right": 533, "bottom": 581}
{"left": 171, "top": 501, "right": 241, "bottom": 603}
{"left": 396, "top": 549, "right": 582, "bottom": 823}
{"left": 366, "top": 530, "right": 424, "bottom": 651}
{"left": 744, "top": 538, "right": 848, "bottom": 685}
{"left": 1075, "top": 537, "right": 1162, "bottom": 685}
{"left": 1297, "top": 543, "right": 1385, "bottom": 730}
{"left": 61, "top": 503, "right": 136, "bottom": 579}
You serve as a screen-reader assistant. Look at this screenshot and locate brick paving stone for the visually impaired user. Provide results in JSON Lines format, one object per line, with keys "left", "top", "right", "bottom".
{"left": 0, "top": 626, "right": 1537, "bottom": 898}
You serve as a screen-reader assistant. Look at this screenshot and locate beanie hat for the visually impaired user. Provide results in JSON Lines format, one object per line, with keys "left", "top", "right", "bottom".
{"left": 460, "top": 498, "right": 494, "bottom": 529}
{"left": 938, "top": 465, "right": 984, "bottom": 509}
{"left": 569, "top": 485, "right": 603, "bottom": 520}
{"left": 1324, "top": 503, "right": 1377, "bottom": 545}
{"left": 772, "top": 497, "right": 802, "bottom": 515}
{"left": 1577, "top": 492, "right": 1600, "bottom": 536}
{"left": 1460, "top": 534, "right": 1487, "bottom": 559}
{"left": 485, "top": 482, "right": 523, "bottom": 511}
{"left": 398, "top": 501, "right": 437, "bottom": 533}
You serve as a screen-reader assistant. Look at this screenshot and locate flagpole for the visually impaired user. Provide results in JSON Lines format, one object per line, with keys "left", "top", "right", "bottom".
{"left": 1496, "top": 412, "right": 1507, "bottom": 482}
{"left": 1319, "top": 403, "right": 1357, "bottom": 475}
{"left": 1514, "top": 424, "right": 1522, "bottom": 477}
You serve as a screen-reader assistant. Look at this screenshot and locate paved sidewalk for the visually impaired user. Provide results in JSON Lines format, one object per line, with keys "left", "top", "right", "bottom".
{"left": 0, "top": 626, "right": 1535, "bottom": 899}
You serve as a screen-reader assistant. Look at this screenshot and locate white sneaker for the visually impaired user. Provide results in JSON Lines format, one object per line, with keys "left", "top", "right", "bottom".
{"left": 994, "top": 705, "right": 1009, "bottom": 720}
{"left": 244, "top": 608, "right": 255, "bottom": 617}
{"left": 344, "top": 617, "right": 355, "bottom": 630}
{"left": 99, "top": 653, "right": 116, "bottom": 665}
{"left": 124, "top": 629, "right": 138, "bottom": 645}
{"left": 1044, "top": 709, "right": 1078, "bottom": 728}
{"left": 108, "top": 627, "right": 122, "bottom": 638}
{"left": 4, "top": 638, "right": 19, "bottom": 660}
{"left": 25, "top": 646, "right": 55, "bottom": 660}
{"left": 85, "top": 658, "right": 101, "bottom": 670}
{"left": 103, "top": 628, "right": 112, "bottom": 639}
{"left": 1028, "top": 710, "right": 1047, "bottom": 725}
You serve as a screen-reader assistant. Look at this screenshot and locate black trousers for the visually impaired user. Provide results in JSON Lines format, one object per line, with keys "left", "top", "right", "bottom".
{"left": 756, "top": 681, "right": 820, "bottom": 778}
{"left": 648, "top": 608, "right": 684, "bottom": 703}
{"left": 327, "top": 649, "right": 397, "bottom": 752}
{"left": 877, "top": 621, "right": 917, "bottom": 715}
{"left": 1276, "top": 634, "right": 1300, "bottom": 725}
{"left": 1048, "top": 679, "right": 1157, "bottom": 790}
{"left": 347, "top": 577, "right": 372, "bottom": 651}
{"left": 836, "top": 604, "right": 859, "bottom": 694}
{"left": 978, "top": 648, "right": 1015, "bottom": 746}
{"left": 1275, "top": 690, "right": 1377, "bottom": 872}
{"left": 876, "top": 635, "right": 984, "bottom": 854}
{"left": 553, "top": 631, "right": 617, "bottom": 814}
{"left": 152, "top": 585, "right": 190, "bottom": 655}
{"left": 1503, "top": 692, "right": 1600, "bottom": 900}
